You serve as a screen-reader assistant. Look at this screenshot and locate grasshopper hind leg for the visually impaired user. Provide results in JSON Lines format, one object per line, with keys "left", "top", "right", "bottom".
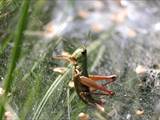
{"left": 80, "top": 76, "right": 115, "bottom": 95}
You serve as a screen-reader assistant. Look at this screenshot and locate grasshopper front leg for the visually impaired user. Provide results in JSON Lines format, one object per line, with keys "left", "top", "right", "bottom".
{"left": 53, "top": 52, "right": 77, "bottom": 65}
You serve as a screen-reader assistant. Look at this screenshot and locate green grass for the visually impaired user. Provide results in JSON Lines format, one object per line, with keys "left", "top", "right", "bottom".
{"left": 0, "top": 0, "right": 30, "bottom": 119}
{"left": 3, "top": 0, "right": 30, "bottom": 96}
{"left": 2, "top": 7, "right": 115, "bottom": 117}
{"left": 1, "top": 1, "right": 151, "bottom": 120}
{"left": 0, "top": 0, "right": 117, "bottom": 120}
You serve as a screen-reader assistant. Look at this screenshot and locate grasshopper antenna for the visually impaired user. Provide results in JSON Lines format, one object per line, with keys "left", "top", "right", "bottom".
{"left": 80, "top": 30, "right": 93, "bottom": 50}
{"left": 79, "top": 38, "right": 87, "bottom": 50}
{"left": 82, "top": 39, "right": 87, "bottom": 50}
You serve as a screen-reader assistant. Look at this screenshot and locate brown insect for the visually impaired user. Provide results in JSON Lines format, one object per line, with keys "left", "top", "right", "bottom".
{"left": 54, "top": 48, "right": 117, "bottom": 110}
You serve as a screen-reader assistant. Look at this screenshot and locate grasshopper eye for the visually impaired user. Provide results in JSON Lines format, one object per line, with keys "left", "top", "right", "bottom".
{"left": 81, "top": 49, "right": 87, "bottom": 55}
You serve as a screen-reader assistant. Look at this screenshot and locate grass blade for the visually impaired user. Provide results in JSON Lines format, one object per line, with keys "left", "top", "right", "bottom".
{"left": 32, "top": 65, "right": 72, "bottom": 120}
{"left": 0, "top": 0, "right": 30, "bottom": 119}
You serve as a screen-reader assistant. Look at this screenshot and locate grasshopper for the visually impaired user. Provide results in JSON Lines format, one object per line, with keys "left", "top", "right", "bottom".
{"left": 54, "top": 48, "right": 117, "bottom": 110}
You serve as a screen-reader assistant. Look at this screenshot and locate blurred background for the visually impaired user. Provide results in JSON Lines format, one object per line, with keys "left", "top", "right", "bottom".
{"left": 0, "top": 0, "right": 160, "bottom": 120}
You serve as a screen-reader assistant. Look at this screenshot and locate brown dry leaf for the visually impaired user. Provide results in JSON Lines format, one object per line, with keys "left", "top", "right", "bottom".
{"left": 91, "top": 23, "right": 103, "bottom": 33}
{"left": 135, "top": 109, "right": 144, "bottom": 115}
{"left": 78, "top": 10, "right": 89, "bottom": 19}
{"left": 127, "top": 28, "right": 137, "bottom": 38}
{"left": 78, "top": 112, "right": 89, "bottom": 120}
{"left": 110, "top": 8, "right": 128, "bottom": 24}
{"left": 43, "top": 22, "right": 57, "bottom": 38}
{"left": 44, "top": 22, "right": 55, "bottom": 33}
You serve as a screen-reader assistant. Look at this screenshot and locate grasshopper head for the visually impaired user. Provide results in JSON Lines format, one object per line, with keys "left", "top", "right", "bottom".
{"left": 71, "top": 48, "right": 88, "bottom": 76}
{"left": 70, "top": 48, "right": 87, "bottom": 65}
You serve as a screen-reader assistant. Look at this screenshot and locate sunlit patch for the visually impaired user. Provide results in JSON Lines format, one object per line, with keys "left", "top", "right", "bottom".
{"left": 152, "top": 22, "right": 160, "bottom": 31}
{"left": 68, "top": 81, "right": 74, "bottom": 88}
{"left": 96, "top": 103, "right": 105, "bottom": 112}
{"left": 126, "top": 114, "right": 132, "bottom": 119}
{"left": 0, "top": 87, "right": 4, "bottom": 96}
{"left": 135, "top": 65, "right": 147, "bottom": 75}
{"left": 61, "top": 51, "right": 71, "bottom": 56}
{"left": 5, "top": 111, "right": 13, "bottom": 120}
{"left": 52, "top": 67, "right": 67, "bottom": 74}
